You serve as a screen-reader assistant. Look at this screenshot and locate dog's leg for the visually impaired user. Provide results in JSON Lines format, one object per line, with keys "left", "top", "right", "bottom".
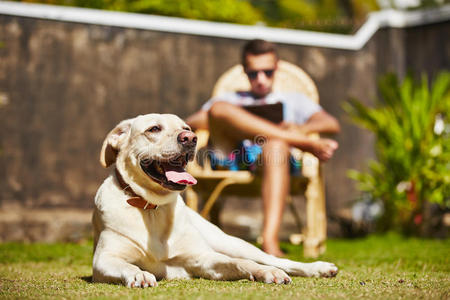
{"left": 231, "top": 258, "right": 292, "bottom": 284}
{"left": 93, "top": 231, "right": 158, "bottom": 288}
{"left": 168, "top": 252, "right": 291, "bottom": 284}
{"left": 187, "top": 207, "right": 338, "bottom": 278}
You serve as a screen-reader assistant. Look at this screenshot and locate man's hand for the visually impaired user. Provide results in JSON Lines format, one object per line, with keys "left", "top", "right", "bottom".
{"left": 309, "top": 138, "right": 339, "bottom": 161}
{"left": 280, "top": 121, "right": 338, "bottom": 161}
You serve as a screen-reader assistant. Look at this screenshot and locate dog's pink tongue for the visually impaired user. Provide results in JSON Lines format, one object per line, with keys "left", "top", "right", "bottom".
{"left": 165, "top": 170, "right": 197, "bottom": 185}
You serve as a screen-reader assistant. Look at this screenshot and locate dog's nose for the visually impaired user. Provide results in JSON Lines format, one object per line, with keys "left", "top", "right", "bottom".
{"left": 177, "top": 131, "right": 197, "bottom": 147}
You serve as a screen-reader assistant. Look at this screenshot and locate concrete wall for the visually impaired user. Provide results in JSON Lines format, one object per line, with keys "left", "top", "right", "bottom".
{"left": 0, "top": 5, "right": 448, "bottom": 241}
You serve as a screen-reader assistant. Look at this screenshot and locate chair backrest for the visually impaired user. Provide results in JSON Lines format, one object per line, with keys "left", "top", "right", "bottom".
{"left": 212, "top": 60, "right": 319, "bottom": 104}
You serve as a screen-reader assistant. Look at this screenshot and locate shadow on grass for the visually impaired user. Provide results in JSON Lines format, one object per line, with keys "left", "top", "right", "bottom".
{"left": 81, "top": 276, "right": 92, "bottom": 283}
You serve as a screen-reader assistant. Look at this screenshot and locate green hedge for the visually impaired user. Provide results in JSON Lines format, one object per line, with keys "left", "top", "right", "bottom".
{"left": 15, "top": 0, "right": 381, "bottom": 33}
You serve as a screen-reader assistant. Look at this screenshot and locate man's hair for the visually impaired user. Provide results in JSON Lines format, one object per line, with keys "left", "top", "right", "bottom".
{"left": 241, "top": 39, "right": 278, "bottom": 68}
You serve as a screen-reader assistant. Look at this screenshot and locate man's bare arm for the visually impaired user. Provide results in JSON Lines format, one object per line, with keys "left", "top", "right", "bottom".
{"left": 293, "top": 110, "right": 340, "bottom": 135}
{"left": 186, "top": 110, "right": 209, "bottom": 130}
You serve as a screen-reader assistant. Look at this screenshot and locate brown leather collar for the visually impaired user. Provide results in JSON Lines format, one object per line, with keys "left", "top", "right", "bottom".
{"left": 115, "top": 168, "right": 158, "bottom": 210}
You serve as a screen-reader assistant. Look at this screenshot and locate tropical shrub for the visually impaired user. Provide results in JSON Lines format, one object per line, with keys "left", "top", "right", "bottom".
{"left": 344, "top": 72, "right": 450, "bottom": 234}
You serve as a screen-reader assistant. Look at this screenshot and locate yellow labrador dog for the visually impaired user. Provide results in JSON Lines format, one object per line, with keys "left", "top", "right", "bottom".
{"left": 92, "top": 114, "right": 338, "bottom": 287}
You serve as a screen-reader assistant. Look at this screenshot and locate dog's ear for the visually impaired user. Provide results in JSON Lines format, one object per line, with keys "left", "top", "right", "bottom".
{"left": 100, "top": 118, "right": 134, "bottom": 168}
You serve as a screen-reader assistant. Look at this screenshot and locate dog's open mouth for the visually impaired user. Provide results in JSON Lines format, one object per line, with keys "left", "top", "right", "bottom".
{"left": 140, "top": 155, "right": 197, "bottom": 191}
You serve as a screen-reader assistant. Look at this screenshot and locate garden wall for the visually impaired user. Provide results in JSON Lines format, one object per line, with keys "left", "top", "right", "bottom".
{"left": 0, "top": 2, "right": 448, "bottom": 241}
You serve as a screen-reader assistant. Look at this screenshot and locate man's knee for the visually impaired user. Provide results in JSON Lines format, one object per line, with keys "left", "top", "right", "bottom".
{"left": 208, "top": 101, "right": 236, "bottom": 121}
{"left": 263, "top": 138, "right": 289, "bottom": 153}
{"left": 262, "top": 138, "right": 290, "bottom": 165}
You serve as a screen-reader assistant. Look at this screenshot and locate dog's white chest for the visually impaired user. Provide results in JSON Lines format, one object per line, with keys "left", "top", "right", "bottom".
{"left": 95, "top": 180, "right": 177, "bottom": 261}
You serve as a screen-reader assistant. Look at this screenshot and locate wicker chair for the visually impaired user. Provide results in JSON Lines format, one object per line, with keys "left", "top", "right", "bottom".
{"left": 185, "top": 60, "right": 327, "bottom": 258}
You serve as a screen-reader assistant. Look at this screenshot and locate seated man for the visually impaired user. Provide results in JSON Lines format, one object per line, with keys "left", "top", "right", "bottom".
{"left": 186, "top": 39, "right": 340, "bottom": 257}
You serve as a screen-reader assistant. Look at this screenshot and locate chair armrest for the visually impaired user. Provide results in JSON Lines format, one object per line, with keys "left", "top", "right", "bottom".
{"left": 195, "top": 129, "right": 210, "bottom": 149}
{"left": 187, "top": 129, "right": 211, "bottom": 174}
{"left": 301, "top": 133, "right": 321, "bottom": 179}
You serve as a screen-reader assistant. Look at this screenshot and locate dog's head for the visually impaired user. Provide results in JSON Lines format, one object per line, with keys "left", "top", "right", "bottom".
{"left": 100, "top": 114, "right": 197, "bottom": 203}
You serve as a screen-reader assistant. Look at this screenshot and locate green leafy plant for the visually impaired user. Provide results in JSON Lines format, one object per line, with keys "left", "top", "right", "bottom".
{"left": 344, "top": 71, "right": 450, "bottom": 234}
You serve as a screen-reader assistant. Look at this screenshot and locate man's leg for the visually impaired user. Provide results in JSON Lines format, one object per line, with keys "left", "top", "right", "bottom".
{"left": 207, "top": 101, "right": 336, "bottom": 256}
{"left": 208, "top": 101, "right": 338, "bottom": 161}
{"left": 261, "top": 138, "right": 290, "bottom": 257}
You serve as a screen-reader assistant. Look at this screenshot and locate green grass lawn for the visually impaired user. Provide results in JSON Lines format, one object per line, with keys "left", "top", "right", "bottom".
{"left": 0, "top": 233, "right": 448, "bottom": 299}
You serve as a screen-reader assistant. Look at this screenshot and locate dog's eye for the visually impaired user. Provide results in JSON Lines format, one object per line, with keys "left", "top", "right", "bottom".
{"left": 183, "top": 127, "right": 191, "bottom": 131}
{"left": 147, "top": 126, "right": 161, "bottom": 133}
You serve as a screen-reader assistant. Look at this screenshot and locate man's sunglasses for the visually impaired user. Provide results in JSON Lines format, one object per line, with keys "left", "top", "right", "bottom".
{"left": 246, "top": 69, "right": 275, "bottom": 80}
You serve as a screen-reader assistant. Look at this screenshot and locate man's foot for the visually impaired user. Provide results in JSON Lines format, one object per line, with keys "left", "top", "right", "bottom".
{"left": 262, "top": 241, "right": 285, "bottom": 257}
{"left": 308, "top": 138, "right": 338, "bottom": 161}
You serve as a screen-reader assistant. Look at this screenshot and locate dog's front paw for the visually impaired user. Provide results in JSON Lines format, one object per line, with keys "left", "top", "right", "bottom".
{"left": 307, "top": 261, "right": 338, "bottom": 278}
{"left": 123, "top": 270, "right": 158, "bottom": 288}
{"left": 253, "top": 266, "right": 292, "bottom": 284}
